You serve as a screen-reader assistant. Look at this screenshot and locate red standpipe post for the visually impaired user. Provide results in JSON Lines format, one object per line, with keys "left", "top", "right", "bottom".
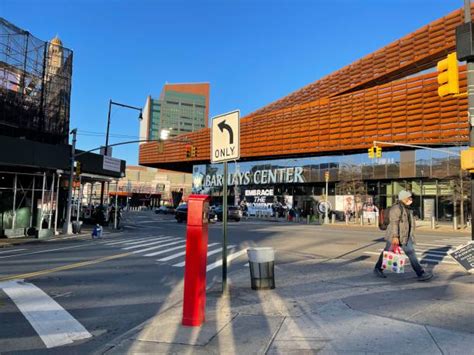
{"left": 182, "top": 194, "right": 210, "bottom": 327}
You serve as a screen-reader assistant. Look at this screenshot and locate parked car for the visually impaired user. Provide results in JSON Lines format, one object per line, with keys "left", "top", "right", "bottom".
{"left": 213, "top": 206, "right": 242, "bottom": 222}
{"left": 155, "top": 205, "right": 175, "bottom": 215}
{"left": 175, "top": 204, "right": 188, "bottom": 223}
{"left": 175, "top": 204, "right": 217, "bottom": 223}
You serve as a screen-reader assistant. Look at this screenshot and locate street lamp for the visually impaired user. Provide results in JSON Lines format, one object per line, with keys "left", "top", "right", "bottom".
{"left": 62, "top": 129, "right": 77, "bottom": 235}
{"left": 101, "top": 99, "right": 143, "bottom": 204}
{"left": 104, "top": 99, "right": 143, "bottom": 156}
{"left": 160, "top": 128, "right": 171, "bottom": 140}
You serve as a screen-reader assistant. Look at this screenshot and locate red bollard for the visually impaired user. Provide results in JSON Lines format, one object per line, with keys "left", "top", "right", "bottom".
{"left": 182, "top": 194, "right": 210, "bottom": 327}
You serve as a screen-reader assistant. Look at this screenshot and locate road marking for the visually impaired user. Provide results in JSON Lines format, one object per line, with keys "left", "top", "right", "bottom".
{"left": 172, "top": 246, "right": 238, "bottom": 268}
{"left": 0, "top": 280, "right": 92, "bottom": 348}
{"left": 129, "top": 240, "right": 185, "bottom": 254}
{"left": 102, "top": 236, "right": 154, "bottom": 245}
{"left": 206, "top": 249, "right": 248, "bottom": 272}
{"left": 103, "top": 236, "right": 164, "bottom": 246}
{"left": 156, "top": 243, "right": 220, "bottom": 261}
{"left": 363, "top": 251, "right": 457, "bottom": 264}
{"left": 0, "top": 248, "right": 26, "bottom": 255}
{"left": 0, "top": 244, "right": 91, "bottom": 260}
{"left": 0, "top": 252, "right": 132, "bottom": 282}
{"left": 416, "top": 242, "right": 457, "bottom": 247}
{"left": 121, "top": 238, "right": 175, "bottom": 250}
{"left": 143, "top": 243, "right": 187, "bottom": 257}
{"left": 374, "top": 248, "right": 454, "bottom": 256}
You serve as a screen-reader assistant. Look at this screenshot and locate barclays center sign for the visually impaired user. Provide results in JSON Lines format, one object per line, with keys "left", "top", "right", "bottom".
{"left": 193, "top": 166, "right": 305, "bottom": 190}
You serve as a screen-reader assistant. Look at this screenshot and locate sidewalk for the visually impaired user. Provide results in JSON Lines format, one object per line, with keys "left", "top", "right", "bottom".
{"left": 246, "top": 216, "right": 472, "bottom": 235}
{"left": 101, "top": 253, "right": 473, "bottom": 354}
{"left": 0, "top": 225, "right": 120, "bottom": 248}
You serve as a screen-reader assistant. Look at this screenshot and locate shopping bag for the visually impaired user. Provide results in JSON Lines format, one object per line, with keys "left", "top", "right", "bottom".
{"left": 381, "top": 247, "right": 409, "bottom": 273}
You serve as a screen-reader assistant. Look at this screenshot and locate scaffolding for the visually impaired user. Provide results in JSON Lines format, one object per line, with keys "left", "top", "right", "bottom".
{"left": 0, "top": 171, "right": 60, "bottom": 238}
{"left": 0, "top": 17, "right": 73, "bottom": 144}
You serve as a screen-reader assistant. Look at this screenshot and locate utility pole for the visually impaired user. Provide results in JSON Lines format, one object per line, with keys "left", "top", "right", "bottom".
{"left": 463, "top": 0, "right": 474, "bottom": 241}
{"left": 100, "top": 99, "right": 113, "bottom": 205}
{"left": 62, "top": 128, "right": 77, "bottom": 235}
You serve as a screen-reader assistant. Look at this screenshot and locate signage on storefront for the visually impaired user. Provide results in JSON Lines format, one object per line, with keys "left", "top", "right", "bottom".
{"left": 200, "top": 166, "right": 304, "bottom": 188}
{"left": 211, "top": 110, "right": 240, "bottom": 163}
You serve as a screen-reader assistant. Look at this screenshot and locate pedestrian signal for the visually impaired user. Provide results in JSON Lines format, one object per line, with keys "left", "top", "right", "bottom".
{"left": 437, "top": 52, "right": 459, "bottom": 97}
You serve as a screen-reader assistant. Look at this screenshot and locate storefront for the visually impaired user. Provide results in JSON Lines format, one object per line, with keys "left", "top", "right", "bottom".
{"left": 191, "top": 147, "right": 469, "bottom": 222}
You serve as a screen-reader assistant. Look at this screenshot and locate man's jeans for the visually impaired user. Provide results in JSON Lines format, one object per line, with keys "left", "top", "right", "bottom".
{"left": 375, "top": 239, "right": 424, "bottom": 276}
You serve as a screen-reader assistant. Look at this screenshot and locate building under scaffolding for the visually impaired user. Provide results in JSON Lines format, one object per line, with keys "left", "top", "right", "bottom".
{"left": 0, "top": 18, "right": 126, "bottom": 238}
{"left": 0, "top": 18, "right": 72, "bottom": 144}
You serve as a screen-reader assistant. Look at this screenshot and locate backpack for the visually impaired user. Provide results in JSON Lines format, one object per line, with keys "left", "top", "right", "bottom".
{"left": 378, "top": 204, "right": 403, "bottom": 231}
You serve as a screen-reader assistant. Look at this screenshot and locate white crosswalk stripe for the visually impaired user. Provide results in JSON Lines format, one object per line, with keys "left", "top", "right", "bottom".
{"left": 156, "top": 243, "right": 220, "bottom": 261}
{"left": 172, "top": 245, "right": 236, "bottom": 267}
{"left": 101, "top": 235, "right": 247, "bottom": 271}
{"left": 129, "top": 240, "right": 185, "bottom": 254}
{"left": 206, "top": 249, "right": 248, "bottom": 272}
{"left": 144, "top": 243, "right": 190, "bottom": 257}
{"left": 121, "top": 238, "right": 176, "bottom": 250}
{"left": 103, "top": 236, "right": 162, "bottom": 246}
{"left": 364, "top": 245, "right": 458, "bottom": 265}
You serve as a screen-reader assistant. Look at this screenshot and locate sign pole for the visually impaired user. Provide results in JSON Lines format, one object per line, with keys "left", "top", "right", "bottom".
{"left": 222, "top": 161, "right": 228, "bottom": 293}
{"left": 211, "top": 110, "right": 240, "bottom": 295}
{"left": 464, "top": 0, "right": 474, "bottom": 241}
{"left": 324, "top": 172, "right": 329, "bottom": 224}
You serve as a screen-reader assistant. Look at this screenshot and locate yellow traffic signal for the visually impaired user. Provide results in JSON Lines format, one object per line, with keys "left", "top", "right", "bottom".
{"left": 191, "top": 146, "right": 197, "bottom": 157}
{"left": 368, "top": 147, "right": 375, "bottom": 159}
{"left": 437, "top": 52, "right": 459, "bottom": 97}
{"left": 324, "top": 171, "right": 329, "bottom": 181}
{"left": 375, "top": 146, "right": 382, "bottom": 158}
{"left": 75, "top": 161, "right": 81, "bottom": 176}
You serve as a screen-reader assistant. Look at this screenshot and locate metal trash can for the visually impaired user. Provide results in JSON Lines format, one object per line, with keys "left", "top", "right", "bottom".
{"left": 247, "top": 247, "right": 275, "bottom": 290}
{"left": 72, "top": 221, "right": 82, "bottom": 234}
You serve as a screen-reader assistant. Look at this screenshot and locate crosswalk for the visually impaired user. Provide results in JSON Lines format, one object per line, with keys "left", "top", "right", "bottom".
{"left": 101, "top": 235, "right": 247, "bottom": 271}
{"left": 364, "top": 241, "right": 462, "bottom": 265}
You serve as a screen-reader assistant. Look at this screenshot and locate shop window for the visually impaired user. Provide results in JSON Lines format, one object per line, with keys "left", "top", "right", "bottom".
{"left": 400, "top": 151, "right": 416, "bottom": 178}
{"left": 362, "top": 164, "right": 373, "bottom": 180}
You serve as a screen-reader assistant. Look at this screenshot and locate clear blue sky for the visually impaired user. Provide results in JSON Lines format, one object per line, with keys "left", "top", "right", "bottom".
{"left": 1, "top": 0, "right": 462, "bottom": 165}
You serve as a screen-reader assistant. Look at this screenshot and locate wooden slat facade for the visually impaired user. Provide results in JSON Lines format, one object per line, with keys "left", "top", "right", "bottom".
{"left": 140, "top": 7, "right": 471, "bottom": 172}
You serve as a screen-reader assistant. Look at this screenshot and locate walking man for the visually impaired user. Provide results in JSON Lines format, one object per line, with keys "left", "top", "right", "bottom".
{"left": 374, "top": 190, "right": 433, "bottom": 281}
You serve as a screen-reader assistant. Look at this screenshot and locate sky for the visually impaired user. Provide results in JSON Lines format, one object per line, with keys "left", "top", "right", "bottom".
{"left": 1, "top": 0, "right": 464, "bottom": 165}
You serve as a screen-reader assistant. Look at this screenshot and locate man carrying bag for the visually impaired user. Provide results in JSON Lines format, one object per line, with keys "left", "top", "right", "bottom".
{"left": 374, "top": 190, "right": 433, "bottom": 281}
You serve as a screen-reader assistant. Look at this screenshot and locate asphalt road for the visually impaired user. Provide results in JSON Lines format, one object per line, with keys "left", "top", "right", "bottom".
{"left": 0, "top": 211, "right": 469, "bottom": 354}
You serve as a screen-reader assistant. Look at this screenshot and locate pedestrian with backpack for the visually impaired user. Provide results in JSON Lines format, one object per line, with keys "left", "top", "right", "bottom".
{"left": 374, "top": 190, "right": 433, "bottom": 281}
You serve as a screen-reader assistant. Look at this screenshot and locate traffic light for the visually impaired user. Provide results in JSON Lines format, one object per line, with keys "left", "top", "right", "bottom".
{"left": 437, "top": 52, "right": 459, "bottom": 97}
{"left": 185, "top": 145, "right": 192, "bottom": 158}
{"left": 190, "top": 146, "right": 197, "bottom": 157}
{"left": 375, "top": 146, "right": 382, "bottom": 158}
{"left": 75, "top": 161, "right": 82, "bottom": 176}
{"left": 158, "top": 142, "right": 164, "bottom": 153}
{"left": 324, "top": 170, "right": 329, "bottom": 181}
{"left": 368, "top": 147, "right": 375, "bottom": 159}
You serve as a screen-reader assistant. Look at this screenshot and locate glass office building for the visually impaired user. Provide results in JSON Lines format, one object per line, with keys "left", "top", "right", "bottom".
{"left": 142, "top": 83, "right": 209, "bottom": 141}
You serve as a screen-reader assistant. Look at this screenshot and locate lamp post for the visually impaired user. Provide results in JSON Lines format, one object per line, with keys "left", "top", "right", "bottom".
{"left": 62, "top": 129, "right": 77, "bottom": 235}
{"left": 100, "top": 100, "right": 143, "bottom": 204}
